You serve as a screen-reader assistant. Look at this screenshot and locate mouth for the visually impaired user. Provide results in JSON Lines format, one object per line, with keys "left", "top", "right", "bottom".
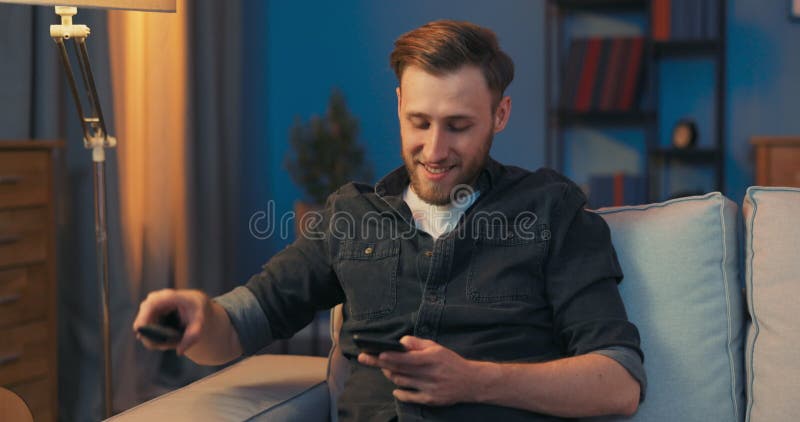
{"left": 420, "top": 163, "right": 456, "bottom": 180}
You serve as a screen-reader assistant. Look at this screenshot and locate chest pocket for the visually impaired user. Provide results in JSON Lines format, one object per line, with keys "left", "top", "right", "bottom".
{"left": 466, "top": 224, "right": 549, "bottom": 303}
{"left": 336, "top": 239, "right": 399, "bottom": 320}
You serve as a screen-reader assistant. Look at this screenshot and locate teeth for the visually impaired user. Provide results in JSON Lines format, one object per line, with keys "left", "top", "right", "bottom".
{"left": 425, "top": 165, "right": 449, "bottom": 174}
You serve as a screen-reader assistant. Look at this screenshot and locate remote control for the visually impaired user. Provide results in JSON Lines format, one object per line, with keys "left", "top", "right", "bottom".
{"left": 137, "top": 310, "right": 184, "bottom": 344}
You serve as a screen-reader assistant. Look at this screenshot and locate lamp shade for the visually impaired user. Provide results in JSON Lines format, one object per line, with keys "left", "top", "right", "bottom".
{"left": 0, "top": 0, "right": 175, "bottom": 12}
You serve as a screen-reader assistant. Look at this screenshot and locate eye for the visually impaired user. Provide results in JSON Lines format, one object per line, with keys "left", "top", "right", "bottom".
{"left": 409, "top": 117, "right": 430, "bottom": 129}
{"left": 448, "top": 123, "right": 471, "bottom": 133}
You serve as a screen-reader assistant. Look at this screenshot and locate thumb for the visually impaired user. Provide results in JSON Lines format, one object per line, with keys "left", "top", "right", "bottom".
{"left": 399, "top": 335, "right": 434, "bottom": 351}
{"left": 176, "top": 317, "right": 203, "bottom": 356}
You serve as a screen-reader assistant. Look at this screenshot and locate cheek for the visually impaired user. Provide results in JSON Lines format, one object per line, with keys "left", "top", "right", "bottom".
{"left": 400, "top": 129, "right": 425, "bottom": 155}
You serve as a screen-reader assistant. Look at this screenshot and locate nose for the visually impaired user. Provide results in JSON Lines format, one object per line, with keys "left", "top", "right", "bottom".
{"left": 422, "top": 125, "right": 449, "bottom": 163}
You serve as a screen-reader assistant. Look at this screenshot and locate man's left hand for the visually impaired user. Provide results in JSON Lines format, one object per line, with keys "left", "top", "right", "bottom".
{"left": 357, "top": 336, "right": 486, "bottom": 406}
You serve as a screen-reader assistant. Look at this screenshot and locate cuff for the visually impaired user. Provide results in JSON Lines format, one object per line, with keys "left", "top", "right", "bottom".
{"left": 591, "top": 346, "right": 647, "bottom": 402}
{"left": 212, "top": 286, "right": 273, "bottom": 355}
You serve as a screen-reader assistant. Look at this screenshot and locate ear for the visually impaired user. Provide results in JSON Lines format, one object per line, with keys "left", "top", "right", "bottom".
{"left": 493, "top": 96, "right": 512, "bottom": 134}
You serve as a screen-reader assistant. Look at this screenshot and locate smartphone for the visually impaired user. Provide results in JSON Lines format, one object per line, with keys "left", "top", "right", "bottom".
{"left": 352, "top": 334, "right": 406, "bottom": 355}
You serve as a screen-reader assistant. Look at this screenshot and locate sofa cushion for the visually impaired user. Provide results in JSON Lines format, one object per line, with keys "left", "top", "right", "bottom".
{"left": 107, "top": 355, "right": 329, "bottom": 421}
{"left": 591, "top": 192, "right": 745, "bottom": 421}
{"left": 743, "top": 187, "right": 800, "bottom": 422}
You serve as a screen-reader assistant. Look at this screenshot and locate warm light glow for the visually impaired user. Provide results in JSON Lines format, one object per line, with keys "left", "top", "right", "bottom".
{"left": 109, "top": 0, "right": 188, "bottom": 292}
{"left": 0, "top": 0, "right": 175, "bottom": 12}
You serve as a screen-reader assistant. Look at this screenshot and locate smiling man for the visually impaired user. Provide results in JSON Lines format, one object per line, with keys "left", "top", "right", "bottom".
{"left": 134, "top": 20, "right": 645, "bottom": 421}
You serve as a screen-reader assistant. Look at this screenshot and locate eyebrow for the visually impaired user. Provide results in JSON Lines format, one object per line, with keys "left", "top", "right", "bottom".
{"left": 405, "top": 112, "right": 475, "bottom": 120}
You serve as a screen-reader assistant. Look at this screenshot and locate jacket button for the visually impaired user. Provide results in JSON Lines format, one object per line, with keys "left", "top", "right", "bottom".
{"left": 424, "top": 250, "right": 433, "bottom": 257}
{"left": 364, "top": 247, "right": 374, "bottom": 255}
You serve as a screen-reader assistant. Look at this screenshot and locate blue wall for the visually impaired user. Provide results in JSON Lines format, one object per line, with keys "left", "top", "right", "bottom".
{"left": 238, "top": 0, "right": 543, "bottom": 277}
{"left": 237, "top": 0, "right": 800, "bottom": 278}
{"left": 726, "top": 0, "right": 800, "bottom": 204}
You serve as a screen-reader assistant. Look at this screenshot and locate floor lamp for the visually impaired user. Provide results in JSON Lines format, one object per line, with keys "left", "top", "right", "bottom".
{"left": 0, "top": 1, "right": 176, "bottom": 418}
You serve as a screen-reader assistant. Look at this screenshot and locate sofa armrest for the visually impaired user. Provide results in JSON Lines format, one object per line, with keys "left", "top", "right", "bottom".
{"left": 107, "top": 355, "right": 330, "bottom": 422}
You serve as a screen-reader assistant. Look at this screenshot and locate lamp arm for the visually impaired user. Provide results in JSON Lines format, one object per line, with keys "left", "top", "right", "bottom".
{"left": 50, "top": 6, "right": 116, "bottom": 163}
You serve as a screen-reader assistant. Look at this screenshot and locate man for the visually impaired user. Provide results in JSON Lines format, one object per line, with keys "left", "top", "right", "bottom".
{"left": 134, "top": 20, "right": 645, "bottom": 421}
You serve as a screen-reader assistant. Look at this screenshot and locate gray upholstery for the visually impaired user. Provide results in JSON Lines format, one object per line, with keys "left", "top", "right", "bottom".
{"left": 106, "top": 355, "right": 330, "bottom": 421}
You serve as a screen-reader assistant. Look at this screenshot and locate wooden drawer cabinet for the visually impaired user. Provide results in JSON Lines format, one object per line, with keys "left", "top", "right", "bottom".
{"left": 752, "top": 136, "right": 800, "bottom": 187}
{"left": 0, "top": 141, "right": 61, "bottom": 422}
{"left": 0, "top": 151, "right": 48, "bottom": 209}
{"left": 0, "top": 208, "right": 48, "bottom": 267}
{"left": 0, "top": 265, "right": 48, "bottom": 328}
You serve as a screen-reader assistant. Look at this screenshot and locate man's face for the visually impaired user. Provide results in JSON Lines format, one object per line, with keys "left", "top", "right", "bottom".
{"left": 397, "top": 65, "right": 511, "bottom": 205}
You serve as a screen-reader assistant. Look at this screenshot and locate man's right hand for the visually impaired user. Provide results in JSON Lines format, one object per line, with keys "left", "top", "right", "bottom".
{"left": 133, "top": 289, "right": 242, "bottom": 364}
{"left": 133, "top": 289, "right": 210, "bottom": 355}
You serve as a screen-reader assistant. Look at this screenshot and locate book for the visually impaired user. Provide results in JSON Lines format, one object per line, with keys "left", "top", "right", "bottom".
{"left": 588, "top": 173, "right": 646, "bottom": 208}
{"left": 574, "top": 37, "right": 603, "bottom": 112}
{"left": 652, "top": 0, "right": 671, "bottom": 41}
{"left": 618, "top": 37, "right": 644, "bottom": 111}
{"left": 691, "top": 0, "right": 704, "bottom": 39}
{"left": 591, "top": 39, "right": 612, "bottom": 109}
{"left": 560, "top": 39, "right": 585, "bottom": 109}
{"left": 600, "top": 38, "right": 625, "bottom": 111}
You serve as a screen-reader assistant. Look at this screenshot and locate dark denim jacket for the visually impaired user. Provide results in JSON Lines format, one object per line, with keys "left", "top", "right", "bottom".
{"left": 218, "top": 158, "right": 642, "bottom": 421}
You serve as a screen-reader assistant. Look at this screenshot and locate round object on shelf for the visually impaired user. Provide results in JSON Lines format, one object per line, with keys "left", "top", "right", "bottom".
{"left": 672, "top": 119, "right": 698, "bottom": 149}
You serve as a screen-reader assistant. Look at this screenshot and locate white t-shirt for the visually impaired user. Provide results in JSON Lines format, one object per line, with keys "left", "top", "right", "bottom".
{"left": 402, "top": 184, "right": 479, "bottom": 240}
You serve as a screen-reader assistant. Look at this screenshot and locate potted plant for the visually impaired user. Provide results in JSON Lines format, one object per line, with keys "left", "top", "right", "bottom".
{"left": 285, "top": 89, "right": 373, "bottom": 236}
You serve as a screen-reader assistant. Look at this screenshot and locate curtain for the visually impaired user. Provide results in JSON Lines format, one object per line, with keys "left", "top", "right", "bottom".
{"left": 107, "top": 0, "right": 195, "bottom": 407}
{"left": 108, "top": 0, "right": 244, "bottom": 409}
{"left": 0, "top": 5, "right": 134, "bottom": 421}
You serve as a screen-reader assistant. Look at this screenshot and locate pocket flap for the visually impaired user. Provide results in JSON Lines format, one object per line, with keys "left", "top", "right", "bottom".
{"left": 339, "top": 239, "right": 399, "bottom": 260}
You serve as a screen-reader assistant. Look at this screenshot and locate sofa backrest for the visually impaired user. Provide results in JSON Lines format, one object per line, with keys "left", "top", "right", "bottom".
{"left": 743, "top": 187, "right": 800, "bottom": 422}
{"left": 592, "top": 192, "right": 745, "bottom": 421}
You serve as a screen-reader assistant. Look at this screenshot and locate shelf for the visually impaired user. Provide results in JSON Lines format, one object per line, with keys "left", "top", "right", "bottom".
{"left": 554, "top": 0, "right": 647, "bottom": 12}
{"left": 652, "top": 40, "right": 721, "bottom": 56}
{"left": 546, "top": 0, "right": 726, "bottom": 197}
{"left": 649, "top": 148, "right": 719, "bottom": 162}
{"left": 553, "top": 109, "right": 655, "bottom": 126}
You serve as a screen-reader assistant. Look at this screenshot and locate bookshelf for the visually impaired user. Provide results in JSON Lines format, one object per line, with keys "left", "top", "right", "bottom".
{"left": 544, "top": 0, "right": 726, "bottom": 204}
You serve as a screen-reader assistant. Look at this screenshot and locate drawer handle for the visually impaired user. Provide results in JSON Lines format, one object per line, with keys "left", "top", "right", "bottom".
{"left": 0, "top": 235, "right": 21, "bottom": 245}
{"left": 0, "top": 352, "right": 21, "bottom": 366}
{"left": 0, "top": 175, "right": 23, "bottom": 185}
{"left": 0, "top": 293, "right": 21, "bottom": 305}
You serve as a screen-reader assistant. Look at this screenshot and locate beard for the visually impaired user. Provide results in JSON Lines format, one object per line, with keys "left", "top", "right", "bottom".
{"left": 402, "top": 130, "right": 493, "bottom": 206}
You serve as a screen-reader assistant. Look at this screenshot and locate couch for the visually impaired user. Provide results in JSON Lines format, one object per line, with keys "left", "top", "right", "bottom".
{"left": 108, "top": 187, "right": 800, "bottom": 422}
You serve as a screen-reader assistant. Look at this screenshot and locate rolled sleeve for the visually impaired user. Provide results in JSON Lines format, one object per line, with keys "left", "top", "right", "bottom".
{"left": 212, "top": 286, "right": 273, "bottom": 355}
{"left": 591, "top": 346, "right": 647, "bottom": 402}
{"left": 545, "top": 184, "right": 642, "bottom": 357}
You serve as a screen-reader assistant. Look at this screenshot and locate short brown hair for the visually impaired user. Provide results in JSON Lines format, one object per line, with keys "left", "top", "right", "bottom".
{"left": 390, "top": 20, "right": 515, "bottom": 104}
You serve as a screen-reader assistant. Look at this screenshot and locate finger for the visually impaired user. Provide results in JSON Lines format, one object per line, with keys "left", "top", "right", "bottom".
{"left": 400, "top": 335, "right": 435, "bottom": 351}
{"left": 357, "top": 352, "right": 381, "bottom": 367}
{"left": 382, "top": 370, "right": 422, "bottom": 390}
{"left": 138, "top": 336, "right": 177, "bottom": 351}
{"left": 393, "top": 388, "right": 433, "bottom": 405}
{"left": 133, "top": 289, "right": 178, "bottom": 330}
{"left": 176, "top": 314, "right": 204, "bottom": 356}
{"left": 378, "top": 350, "right": 431, "bottom": 370}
